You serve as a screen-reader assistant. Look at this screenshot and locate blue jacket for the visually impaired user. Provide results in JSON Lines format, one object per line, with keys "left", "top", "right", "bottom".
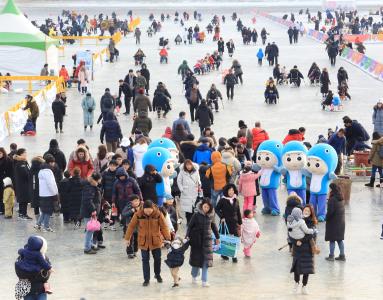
{"left": 100, "top": 112, "right": 123, "bottom": 143}
{"left": 16, "top": 236, "right": 51, "bottom": 273}
{"left": 193, "top": 144, "right": 212, "bottom": 165}
{"left": 328, "top": 134, "right": 346, "bottom": 155}
{"left": 23, "top": 119, "right": 35, "bottom": 132}
{"left": 172, "top": 118, "right": 191, "bottom": 134}
{"left": 257, "top": 49, "right": 264, "bottom": 59}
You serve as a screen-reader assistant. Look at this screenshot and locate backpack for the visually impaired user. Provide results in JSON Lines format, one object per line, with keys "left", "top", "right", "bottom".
{"left": 378, "top": 145, "right": 383, "bottom": 159}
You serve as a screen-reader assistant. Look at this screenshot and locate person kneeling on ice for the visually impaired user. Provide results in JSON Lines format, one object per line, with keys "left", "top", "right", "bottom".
{"left": 164, "top": 237, "right": 190, "bottom": 288}
{"left": 241, "top": 209, "right": 261, "bottom": 257}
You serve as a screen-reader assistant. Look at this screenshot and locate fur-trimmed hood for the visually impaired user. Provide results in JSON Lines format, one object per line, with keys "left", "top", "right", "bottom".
{"left": 13, "top": 154, "right": 27, "bottom": 162}
{"left": 195, "top": 202, "right": 215, "bottom": 220}
{"left": 73, "top": 146, "right": 90, "bottom": 162}
{"left": 180, "top": 140, "right": 199, "bottom": 146}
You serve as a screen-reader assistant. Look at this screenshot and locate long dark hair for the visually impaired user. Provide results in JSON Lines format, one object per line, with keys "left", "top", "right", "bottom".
{"left": 200, "top": 198, "right": 213, "bottom": 214}
{"left": 303, "top": 204, "right": 318, "bottom": 225}
{"left": 0, "top": 147, "right": 7, "bottom": 159}
{"left": 329, "top": 183, "right": 343, "bottom": 201}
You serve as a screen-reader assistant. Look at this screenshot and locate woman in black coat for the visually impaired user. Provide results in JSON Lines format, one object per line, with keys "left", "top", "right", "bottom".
{"left": 67, "top": 169, "right": 86, "bottom": 226}
{"left": 52, "top": 95, "right": 66, "bottom": 133}
{"left": 320, "top": 68, "right": 331, "bottom": 98}
{"left": 81, "top": 173, "right": 102, "bottom": 254}
{"left": 325, "top": 183, "right": 346, "bottom": 261}
{"left": 195, "top": 100, "right": 214, "bottom": 135}
{"left": 13, "top": 149, "right": 33, "bottom": 219}
{"left": 290, "top": 209, "right": 315, "bottom": 294}
{"left": 0, "top": 147, "right": 13, "bottom": 214}
{"left": 215, "top": 183, "right": 242, "bottom": 262}
{"left": 186, "top": 199, "right": 219, "bottom": 286}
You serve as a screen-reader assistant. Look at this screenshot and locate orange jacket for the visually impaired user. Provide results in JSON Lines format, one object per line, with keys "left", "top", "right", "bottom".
{"left": 205, "top": 151, "right": 232, "bottom": 191}
{"left": 59, "top": 68, "right": 69, "bottom": 81}
{"left": 251, "top": 127, "right": 269, "bottom": 150}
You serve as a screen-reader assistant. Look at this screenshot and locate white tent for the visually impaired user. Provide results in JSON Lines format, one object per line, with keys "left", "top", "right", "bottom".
{"left": 0, "top": 0, "right": 59, "bottom": 76}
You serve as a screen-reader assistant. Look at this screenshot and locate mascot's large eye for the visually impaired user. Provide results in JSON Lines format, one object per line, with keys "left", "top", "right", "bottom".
{"left": 257, "top": 156, "right": 261, "bottom": 161}
{"left": 276, "top": 144, "right": 280, "bottom": 148}
{"left": 307, "top": 162, "right": 311, "bottom": 167}
{"left": 160, "top": 140, "right": 164, "bottom": 144}
{"left": 297, "top": 157, "right": 302, "bottom": 161}
{"left": 266, "top": 157, "right": 270, "bottom": 161}
{"left": 287, "top": 157, "right": 291, "bottom": 162}
{"left": 167, "top": 165, "right": 171, "bottom": 169}
{"left": 325, "top": 149, "right": 329, "bottom": 153}
{"left": 156, "top": 152, "right": 161, "bottom": 157}
{"left": 315, "top": 163, "right": 320, "bottom": 168}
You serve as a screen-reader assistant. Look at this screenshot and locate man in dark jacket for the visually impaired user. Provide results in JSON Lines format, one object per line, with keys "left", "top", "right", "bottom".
{"left": 287, "top": 66, "right": 304, "bottom": 87}
{"left": 131, "top": 110, "right": 152, "bottom": 136}
{"left": 343, "top": 116, "right": 370, "bottom": 155}
{"left": 328, "top": 129, "right": 346, "bottom": 174}
{"left": 287, "top": 27, "right": 294, "bottom": 44}
{"left": 100, "top": 112, "right": 122, "bottom": 153}
{"left": 43, "top": 139, "right": 67, "bottom": 173}
{"left": 270, "top": 42, "right": 279, "bottom": 65}
{"left": 52, "top": 95, "right": 66, "bottom": 133}
{"left": 118, "top": 79, "right": 133, "bottom": 115}
{"left": 185, "top": 84, "right": 202, "bottom": 122}
{"left": 133, "top": 88, "right": 152, "bottom": 113}
{"left": 124, "top": 70, "right": 137, "bottom": 113}
{"left": 195, "top": 100, "right": 214, "bottom": 135}
{"left": 100, "top": 88, "right": 115, "bottom": 119}
{"left": 292, "top": 26, "right": 299, "bottom": 43}
{"left": 223, "top": 69, "right": 238, "bottom": 100}
{"left": 140, "top": 64, "right": 151, "bottom": 95}
{"left": 112, "top": 168, "right": 142, "bottom": 215}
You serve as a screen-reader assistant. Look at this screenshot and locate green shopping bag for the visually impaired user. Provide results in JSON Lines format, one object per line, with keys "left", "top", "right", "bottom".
{"left": 213, "top": 222, "right": 241, "bottom": 258}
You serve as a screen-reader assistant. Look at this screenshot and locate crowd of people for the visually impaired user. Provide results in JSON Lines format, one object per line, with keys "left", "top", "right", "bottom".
{"left": 3, "top": 6, "right": 383, "bottom": 300}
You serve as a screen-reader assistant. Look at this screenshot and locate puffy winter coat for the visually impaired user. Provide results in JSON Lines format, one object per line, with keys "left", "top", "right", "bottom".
{"left": 325, "top": 193, "right": 345, "bottom": 241}
{"left": 137, "top": 171, "right": 163, "bottom": 203}
{"left": 193, "top": 144, "right": 213, "bottom": 165}
{"left": 80, "top": 181, "right": 101, "bottom": 218}
{"left": 238, "top": 172, "right": 258, "bottom": 197}
{"left": 100, "top": 112, "right": 123, "bottom": 143}
{"left": 81, "top": 95, "right": 96, "bottom": 126}
{"left": 195, "top": 104, "right": 214, "bottom": 128}
{"left": 67, "top": 176, "right": 85, "bottom": 218}
{"left": 131, "top": 113, "right": 152, "bottom": 135}
{"left": 180, "top": 141, "right": 198, "bottom": 161}
{"left": 52, "top": 99, "right": 66, "bottom": 122}
{"left": 215, "top": 196, "right": 242, "bottom": 235}
{"left": 224, "top": 73, "right": 237, "bottom": 86}
{"left": 101, "top": 169, "right": 117, "bottom": 201}
{"left": 205, "top": 152, "right": 232, "bottom": 191}
{"left": 282, "top": 129, "right": 304, "bottom": 145}
{"left": 43, "top": 147, "right": 67, "bottom": 172}
{"left": 177, "top": 164, "right": 200, "bottom": 213}
{"left": 165, "top": 242, "right": 190, "bottom": 268}
{"left": 186, "top": 203, "right": 220, "bottom": 268}
{"left": 124, "top": 204, "right": 171, "bottom": 250}
{"left": 13, "top": 156, "right": 33, "bottom": 204}
{"left": 133, "top": 143, "right": 148, "bottom": 177}
{"left": 134, "top": 94, "right": 152, "bottom": 112}
{"left": 38, "top": 166, "right": 58, "bottom": 197}
{"left": 112, "top": 168, "right": 142, "bottom": 207}
{"left": 68, "top": 146, "right": 94, "bottom": 179}
{"left": 100, "top": 92, "right": 115, "bottom": 114}
{"left": 290, "top": 238, "right": 315, "bottom": 275}
{"left": 251, "top": 127, "right": 269, "bottom": 150}
{"left": 368, "top": 137, "right": 383, "bottom": 167}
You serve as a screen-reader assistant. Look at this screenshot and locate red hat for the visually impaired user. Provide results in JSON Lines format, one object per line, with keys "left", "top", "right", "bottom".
{"left": 138, "top": 88, "right": 144, "bottom": 94}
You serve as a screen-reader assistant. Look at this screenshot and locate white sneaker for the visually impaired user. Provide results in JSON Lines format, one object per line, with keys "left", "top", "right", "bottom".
{"left": 109, "top": 225, "right": 116, "bottom": 231}
{"left": 192, "top": 277, "right": 197, "bottom": 284}
{"left": 301, "top": 286, "right": 309, "bottom": 295}
{"left": 293, "top": 282, "right": 299, "bottom": 293}
{"left": 202, "top": 282, "right": 210, "bottom": 287}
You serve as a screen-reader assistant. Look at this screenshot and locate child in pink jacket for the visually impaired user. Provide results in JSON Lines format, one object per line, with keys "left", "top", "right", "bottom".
{"left": 241, "top": 209, "right": 261, "bottom": 257}
{"left": 238, "top": 162, "right": 262, "bottom": 212}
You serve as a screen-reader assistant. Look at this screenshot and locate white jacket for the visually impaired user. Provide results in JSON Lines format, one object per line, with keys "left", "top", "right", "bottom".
{"left": 177, "top": 163, "right": 200, "bottom": 213}
{"left": 287, "top": 219, "right": 314, "bottom": 240}
{"left": 38, "top": 168, "right": 58, "bottom": 197}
